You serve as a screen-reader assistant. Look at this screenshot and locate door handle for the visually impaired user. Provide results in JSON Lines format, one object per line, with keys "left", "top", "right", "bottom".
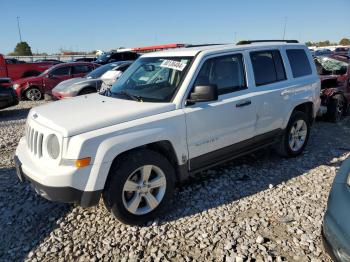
{"left": 236, "top": 100, "right": 251, "bottom": 108}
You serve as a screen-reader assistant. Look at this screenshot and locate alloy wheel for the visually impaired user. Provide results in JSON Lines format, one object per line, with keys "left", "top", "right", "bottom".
{"left": 288, "top": 119, "right": 308, "bottom": 152}
{"left": 122, "top": 165, "right": 167, "bottom": 215}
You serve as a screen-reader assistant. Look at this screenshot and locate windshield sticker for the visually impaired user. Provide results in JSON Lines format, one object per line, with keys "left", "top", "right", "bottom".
{"left": 160, "top": 60, "right": 187, "bottom": 71}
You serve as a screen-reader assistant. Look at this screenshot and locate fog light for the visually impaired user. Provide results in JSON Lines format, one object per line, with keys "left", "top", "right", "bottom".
{"left": 75, "top": 157, "right": 91, "bottom": 168}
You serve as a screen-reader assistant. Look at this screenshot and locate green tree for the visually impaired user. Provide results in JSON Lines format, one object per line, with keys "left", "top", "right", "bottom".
{"left": 12, "top": 41, "right": 33, "bottom": 56}
{"left": 339, "top": 38, "right": 350, "bottom": 46}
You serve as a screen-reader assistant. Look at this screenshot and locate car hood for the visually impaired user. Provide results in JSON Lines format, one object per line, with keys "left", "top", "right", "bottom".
{"left": 53, "top": 77, "right": 91, "bottom": 92}
{"left": 30, "top": 93, "right": 175, "bottom": 137}
{"left": 13, "top": 76, "right": 41, "bottom": 85}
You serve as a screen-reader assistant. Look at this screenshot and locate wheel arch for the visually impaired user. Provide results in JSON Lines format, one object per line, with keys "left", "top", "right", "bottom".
{"left": 283, "top": 101, "right": 315, "bottom": 128}
{"left": 83, "top": 127, "right": 187, "bottom": 192}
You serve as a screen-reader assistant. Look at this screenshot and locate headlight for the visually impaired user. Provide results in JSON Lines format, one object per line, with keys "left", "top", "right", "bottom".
{"left": 47, "top": 134, "right": 60, "bottom": 159}
{"left": 13, "top": 84, "right": 20, "bottom": 90}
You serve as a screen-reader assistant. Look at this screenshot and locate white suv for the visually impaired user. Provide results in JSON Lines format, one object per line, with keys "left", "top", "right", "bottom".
{"left": 15, "top": 41, "right": 320, "bottom": 225}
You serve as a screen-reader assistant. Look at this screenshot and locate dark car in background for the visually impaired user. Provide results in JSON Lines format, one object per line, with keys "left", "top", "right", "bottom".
{"left": 52, "top": 61, "right": 132, "bottom": 99}
{"left": 72, "top": 57, "right": 96, "bottom": 62}
{"left": 322, "top": 157, "right": 350, "bottom": 261}
{"left": 12, "top": 62, "right": 99, "bottom": 101}
{"left": 315, "top": 49, "right": 333, "bottom": 57}
{"left": 0, "top": 81, "right": 18, "bottom": 110}
{"left": 34, "top": 59, "right": 64, "bottom": 64}
{"left": 95, "top": 51, "right": 139, "bottom": 65}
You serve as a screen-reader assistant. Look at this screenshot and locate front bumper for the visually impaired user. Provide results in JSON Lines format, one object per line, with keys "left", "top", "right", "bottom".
{"left": 14, "top": 138, "right": 101, "bottom": 207}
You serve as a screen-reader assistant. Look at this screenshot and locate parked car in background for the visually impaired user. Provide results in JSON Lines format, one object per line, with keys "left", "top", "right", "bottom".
{"left": 12, "top": 62, "right": 99, "bottom": 101}
{"left": 315, "top": 56, "right": 350, "bottom": 122}
{"left": 52, "top": 61, "right": 132, "bottom": 99}
{"left": 72, "top": 57, "right": 96, "bottom": 63}
{"left": 0, "top": 54, "right": 56, "bottom": 80}
{"left": 334, "top": 46, "right": 350, "bottom": 57}
{"left": 34, "top": 59, "right": 64, "bottom": 64}
{"left": 5, "top": 58, "right": 26, "bottom": 64}
{"left": 0, "top": 84, "right": 18, "bottom": 110}
{"left": 14, "top": 41, "right": 320, "bottom": 225}
{"left": 314, "top": 49, "right": 333, "bottom": 57}
{"left": 95, "top": 51, "right": 139, "bottom": 65}
{"left": 322, "top": 157, "right": 350, "bottom": 261}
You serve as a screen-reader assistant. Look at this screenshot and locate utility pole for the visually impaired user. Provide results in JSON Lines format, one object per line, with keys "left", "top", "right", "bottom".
{"left": 16, "top": 16, "right": 22, "bottom": 42}
{"left": 282, "top": 17, "right": 287, "bottom": 40}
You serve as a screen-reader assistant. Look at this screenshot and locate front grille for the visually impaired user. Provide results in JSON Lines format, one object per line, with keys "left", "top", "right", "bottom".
{"left": 26, "top": 124, "right": 44, "bottom": 158}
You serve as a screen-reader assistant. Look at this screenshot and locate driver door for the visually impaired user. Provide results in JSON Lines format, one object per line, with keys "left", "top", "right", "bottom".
{"left": 43, "top": 66, "right": 72, "bottom": 92}
{"left": 184, "top": 53, "right": 257, "bottom": 171}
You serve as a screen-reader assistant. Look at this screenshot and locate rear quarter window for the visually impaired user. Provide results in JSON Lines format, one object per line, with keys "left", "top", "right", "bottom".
{"left": 286, "top": 49, "right": 312, "bottom": 78}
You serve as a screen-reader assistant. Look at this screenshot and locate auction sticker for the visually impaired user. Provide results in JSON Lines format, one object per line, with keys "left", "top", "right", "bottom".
{"left": 160, "top": 60, "right": 187, "bottom": 71}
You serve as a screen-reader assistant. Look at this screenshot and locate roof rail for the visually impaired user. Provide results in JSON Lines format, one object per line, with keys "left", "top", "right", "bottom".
{"left": 236, "top": 40, "right": 299, "bottom": 45}
{"left": 184, "top": 43, "right": 226, "bottom": 48}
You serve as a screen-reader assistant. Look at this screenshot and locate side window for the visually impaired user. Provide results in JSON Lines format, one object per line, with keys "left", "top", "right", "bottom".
{"left": 51, "top": 67, "right": 70, "bottom": 76}
{"left": 193, "top": 54, "right": 246, "bottom": 95}
{"left": 250, "top": 50, "right": 286, "bottom": 86}
{"left": 286, "top": 49, "right": 312, "bottom": 78}
{"left": 117, "top": 64, "right": 130, "bottom": 72}
{"left": 73, "top": 65, "right": 93, "bottom": 74}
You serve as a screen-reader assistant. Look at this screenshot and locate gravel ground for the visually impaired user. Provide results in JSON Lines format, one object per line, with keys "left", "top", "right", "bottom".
{"left": 1, "top": 101, "right": 350, "bottom": 262}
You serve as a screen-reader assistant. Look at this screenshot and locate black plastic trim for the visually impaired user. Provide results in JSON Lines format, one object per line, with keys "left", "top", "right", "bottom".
{"left": 189, "top": 129, "right": 282, "bottom": 173}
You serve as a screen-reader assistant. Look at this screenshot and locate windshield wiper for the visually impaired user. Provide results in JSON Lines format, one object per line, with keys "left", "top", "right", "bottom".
{"left": 114, "top": 91, "right": 143, "bottom": 102}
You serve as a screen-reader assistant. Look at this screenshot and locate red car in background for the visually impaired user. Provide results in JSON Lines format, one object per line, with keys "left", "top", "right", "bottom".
{"left": 0, "top": 54, "right": 56, "bottom": 81}
{"left": 12, "top": 62, "right": 99, "bottom": 101}
{"left": 315, "top": 56, "right": 350, "bottom": 122}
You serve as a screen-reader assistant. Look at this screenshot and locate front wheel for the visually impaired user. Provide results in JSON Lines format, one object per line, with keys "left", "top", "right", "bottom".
{"left": 103, "top": 149, "right": 175, "bottom": 225}
{"left": 274, "top": 111, "right": 310, "bottom": 157}
{"left": 25, "top": 87, "right": 42, "bottom": 101}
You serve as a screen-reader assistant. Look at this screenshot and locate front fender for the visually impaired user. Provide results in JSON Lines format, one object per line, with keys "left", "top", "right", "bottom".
{"left": 85, "top": 128, "right": 184, "bottom": 191}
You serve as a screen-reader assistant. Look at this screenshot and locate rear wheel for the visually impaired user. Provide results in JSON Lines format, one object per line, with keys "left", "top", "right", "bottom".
{"left": 103, "top": 149, "right": 175, "bottom": 225}
{"left": 327, "top": 94, "right": 346, "bottom": 123}
{"left": 274, "top": 111, "right": 310, "bottom": 157}
{"left": 25, "top": 87, "right": 42, "bottom": 101}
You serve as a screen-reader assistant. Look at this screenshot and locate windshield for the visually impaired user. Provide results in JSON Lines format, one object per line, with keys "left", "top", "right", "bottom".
{"left": 95, "top": 53, "right": 111, "bottom": 63}
{"left": 315, "top": 57, "right": 348, "bottom": 75}
{"left": 107, "top": 56, "right": 192, "bottom": 102}
{"left": 85, "top": 63, "right": 118, "bottom": 79}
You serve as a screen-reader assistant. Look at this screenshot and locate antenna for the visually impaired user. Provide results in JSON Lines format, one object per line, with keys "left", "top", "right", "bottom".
{"left": 282, "top": 17, "right": 287, "bottom": 40}
{"left": 16, "top": 16, "right": 22, "bottom": 42}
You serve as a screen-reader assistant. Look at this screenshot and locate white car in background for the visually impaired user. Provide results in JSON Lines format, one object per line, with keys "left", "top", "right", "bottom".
{"left": 52, "top": 61, "right": 133, "bottom": 99}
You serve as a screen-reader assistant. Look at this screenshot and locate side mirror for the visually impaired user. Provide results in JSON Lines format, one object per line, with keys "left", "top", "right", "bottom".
{"left": 187, "top": 85, "right": 218, "bottom": 104}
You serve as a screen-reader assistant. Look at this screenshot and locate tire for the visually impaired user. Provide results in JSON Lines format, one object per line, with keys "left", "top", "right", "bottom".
{"left": 25, "top": 87, "right": 42, "bottom": 101}
{"left": 103, "top": 149, "right": 175, "bottom": 225}
{"left": 78, "top": 87, "right": 96, "bottom": 96}
{"left": 22, "top": 70, "right": 41, "bottom": 78}
{"left": 326, "top": 94, "right": 346, "bottom": 123}
{"left": 274, "top": 111, "right": 310, "bottom": 157}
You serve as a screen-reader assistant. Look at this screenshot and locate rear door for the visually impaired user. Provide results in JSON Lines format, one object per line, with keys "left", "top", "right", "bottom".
{"left": 246, "top": 48, "right": 290, "bottom": 135}
{"left": 184, "top": 52, "right": 257, "bottom": 171}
